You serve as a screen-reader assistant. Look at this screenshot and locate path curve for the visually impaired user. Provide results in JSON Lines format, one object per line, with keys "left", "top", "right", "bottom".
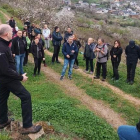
{"left": 29, "top": 55, "right": 127, "bottom": 129}
{"left": 45, "top": 50, "right": 140, "bottom": 107}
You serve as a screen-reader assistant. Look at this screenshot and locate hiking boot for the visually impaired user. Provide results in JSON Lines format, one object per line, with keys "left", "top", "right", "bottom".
{"left": 33, "top": 74, "right": 36, "bottom": 77}
{"left": 60, "top": 76, "right": 64, "bottom": 80}
{"left": 56, "top": 61, "right": 60, "bottom": 64}
{"left": 75, "top": 66, "right": 79, "bottom": 69}
{"left": 129, "top": 81, "right": 134, "bottom": 85}
{"left": 68, "top": 75, "right": 72, "bottom": 80}
{"left": 44, "top": 64, "right": 47, "bottom": 67}
{"left": 94, "top": 76, "right": 100, "bottom": 79}
{"left": 0, "top": 119, "right": 12, "bottom": 129}
{"left": 20, "top": 125, "right": 42, "bottom": 135}
{"left": 102, "top": 78, "right": 106, "bottom": 82}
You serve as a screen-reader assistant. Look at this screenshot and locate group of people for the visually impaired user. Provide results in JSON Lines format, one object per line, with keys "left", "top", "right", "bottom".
{"left": 0, "top": 16, "right": 140, "bottom": 139}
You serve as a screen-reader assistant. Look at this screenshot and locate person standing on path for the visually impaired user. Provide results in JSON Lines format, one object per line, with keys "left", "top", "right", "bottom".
{"left": 94, "top": 38, "right": 108, "bottom": 81}
{"left": 52, "top": 26, "right": 63, "bottom": 64}
{"left": 23, "top": 30, "right": 31, "bottom": 66}
{"left": 84, "top": 38, "right": 96, "bottom": 74}
{"left": 0, "top": 24, "right": 42, "bottom": 134}
{"left": 31, "top": 37, "right": 45, "bottom": 76}
{"left": 110, "top": 40, "right": 123, "bottom": 82}
{"left": 73, "top": 34, "right": 81, "bottom": 69}
{"left": 42, "top": 24, "right": 51, "bottom": 50}
{"left": 125, "top": 41, "right": 140, "bottom": 85}
{"left": 11, "top": 30, "right": 27, "bottom": 74}
{"left": 60, "top": 36, "right": 78, "bottom": 80}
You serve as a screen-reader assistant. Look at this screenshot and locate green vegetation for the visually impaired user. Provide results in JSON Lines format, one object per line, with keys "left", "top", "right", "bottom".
{"left": 45, "top": 52, "right": 140, "bottom": 126}
{"left": 0, "top": 131, "right": 11, "bottom": 140}
{"left": 0, "top": 10, "right": 7, "bottom": 23}
{"left": 8, "top": 64, "right": 118, "bottom": 140}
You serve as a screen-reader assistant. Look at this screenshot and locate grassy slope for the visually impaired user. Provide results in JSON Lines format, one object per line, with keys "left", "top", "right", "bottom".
{"left": 47, "top": 47, "right": 140, "bottom": 126}
{"left": 49, "top": 46, "right": 140, "bottom": 98}
{"left": 8, "top": 64, "right": 118, "bottom": 140}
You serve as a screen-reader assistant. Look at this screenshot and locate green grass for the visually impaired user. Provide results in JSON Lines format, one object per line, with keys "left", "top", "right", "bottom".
{"left": 0, "top": 10, "right": 7, "bottom": 23}
{"left": 49, "top": 45, "right": 140, "bottom": 98}
{"left": 45, "top": 48, "right": 140, "bottom": 125}
{"left": 8, "top": 63, "right": 118, "bottom": 140}
{"left": 0, "top": 7, "right": 23, "bottom": 30}
{"left": 0, "top": 131, "right": 11, "bottom": 140}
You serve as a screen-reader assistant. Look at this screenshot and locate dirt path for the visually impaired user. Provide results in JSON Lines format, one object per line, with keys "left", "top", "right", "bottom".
{"left": 29, "top": 55, "right": 126, "bottom": 129}
{"left": 45, "top": 50, "right": 140, "bottom": 107}
{"left": 0, "top": 10, "right": 10, "bottom": 20}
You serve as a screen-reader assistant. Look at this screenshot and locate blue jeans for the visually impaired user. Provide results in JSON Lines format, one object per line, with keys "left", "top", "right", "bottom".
{"left": 15, "top": 54, "right": 25, "bottom": 74}
{"left": 118, "top": 125, "right": 140, "bottom": 140}
{"left": 61, "top": 59, "right": 75, "bottom": 77}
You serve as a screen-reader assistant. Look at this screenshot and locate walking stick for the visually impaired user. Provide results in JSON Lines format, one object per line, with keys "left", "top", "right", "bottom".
{"left": 92, "top": 52, "right": 99, "bottom": 82}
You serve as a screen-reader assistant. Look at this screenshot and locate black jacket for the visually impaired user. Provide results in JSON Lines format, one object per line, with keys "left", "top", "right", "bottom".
{"left": 125, "top": 41, "right": 140, "bottom": 64}
{"left": 0, "top": 38, "right": 23, "bottom": 84}
{"left": 31, "top": 42, "right": 44, "bottom": 59}
{"left": 52, "top": 31, "right": 63, "bottom": 46}
{"left": 64, "top": 31, "right": 73, "bottom": 42}
{"left": 11, "top": 36, "right": 27, "bottom": 55}
{"left": 73, "top": 40, "right": 81, "bottom": 50}
{"left": 62, "top": 42, "right": 78, "bottom": 60}
{"left": 84, "top": 43, "right": 96, "bottom": 59}
{"left": 9, "top": 19, "right": 16, "bottom": 28}
{"left": 110, "top": 47, "right": 123, "bottom": 63}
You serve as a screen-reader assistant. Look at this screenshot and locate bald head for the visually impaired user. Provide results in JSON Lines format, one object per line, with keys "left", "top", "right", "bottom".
{"left": 0, "top": 24, "right": 12, "bottom": 41}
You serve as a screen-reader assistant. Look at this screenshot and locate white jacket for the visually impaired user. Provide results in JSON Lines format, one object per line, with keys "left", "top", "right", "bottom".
{"left": 42, "top": 28, "right": 50, "bottom": 39}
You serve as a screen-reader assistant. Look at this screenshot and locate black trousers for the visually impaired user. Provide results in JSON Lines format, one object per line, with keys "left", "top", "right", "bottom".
{"left": 24, "top": 50, "right": 29, "bottom": 66}
{"left": 34, "top": 58, "right": 42, "bottom": 74}
{"left": 127, "top": 63, "right": 137, "bottom": 82}
{"left": 52, "top": 45, "right": 60, "bottom": 62}
{"left": 0, "top": 80, "right": 32, "bottom": 128}
{"left": 74, "top": 53, "right": 79, "bottom": 66}
{"left": 96, "top": 62, "right": 107, "bottom": 79}
{"left": 112, "top": 61, "right": 120, "bottom": 80}
{"left": 86, "top": 57, "right": 93, "bottom": 72}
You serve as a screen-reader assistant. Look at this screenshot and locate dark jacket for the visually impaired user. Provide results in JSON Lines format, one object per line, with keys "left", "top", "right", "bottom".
{"left": 34, "top": 28, "right": 42, "bottom": 35}
{"left": 52, "top": 31, "right": 63, "bottom": 46}
{"left": 39, "top": 39, "right": 45, "bottom": 47}
{"left": 9, "top": 19, "right": 16, "bottom": 28}
{"left": 11, "top": 36, "right": 27, "bottom": 55}
{"left": 62, "top": 42, "right": 78, "bottom": 60}
{"left": 110, "top": 47, "right": 123, "bottom": 63}
{"left": 73, "top": 40, "right": 81, "bottom": 51}
{"left": 0, "top": 38, "right": 23, "bottom": 84}
{"left": 64, "top": 31, "right": 73, "bottom": 42}
{"left": 31, "top": 42, "right": 44, "bottom": 59}
{"left": 24, "top": 21, "right": 30, "bottom": 28}
{"left": 125, "top": 41, "right": 140, "bottom": 64}
{"left": 84, "top": 43, "right": 96, "bottom": 59}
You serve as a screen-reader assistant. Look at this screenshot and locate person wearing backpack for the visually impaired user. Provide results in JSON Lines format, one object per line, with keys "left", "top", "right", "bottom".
{"left": 31, "top": 37, "right": 45, "bottom": 76}
{"left": 60, "top": 36, "right": 78, "bottom": 80}
{"left": 110, "top": 40, "right": 123, "bottom": 82}
{"left": 52, "top": 26, "right": 63, "bottom": 64}
{"left": 84, "top": 38, "right": 96, "bottom": 74}
{"left": 125, "top": 41, "right": 140, "bottom": 85}
{"left": 94, "top": 38, "right": 108, "bottom": 81}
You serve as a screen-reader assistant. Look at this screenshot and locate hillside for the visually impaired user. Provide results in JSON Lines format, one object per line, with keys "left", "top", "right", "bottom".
{"left": 0, "top": 1, "right": 140, "bottom": 140}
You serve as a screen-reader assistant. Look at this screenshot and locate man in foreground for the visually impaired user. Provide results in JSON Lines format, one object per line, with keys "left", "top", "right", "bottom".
{"left": 0, "top": 24, "right": 42, "bottom": 134}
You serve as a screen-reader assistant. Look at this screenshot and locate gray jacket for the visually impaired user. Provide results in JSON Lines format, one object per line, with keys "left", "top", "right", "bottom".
{"left": 94, "top": 44, "right": 108, "bottom": 63}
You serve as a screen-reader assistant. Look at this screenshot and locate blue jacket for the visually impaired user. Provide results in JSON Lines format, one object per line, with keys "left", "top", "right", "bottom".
{"left": 52, "top": 31, "right": 63, "bottom": 46}
{"left": 62, "top": 42, "right": 78, "bottom": 60}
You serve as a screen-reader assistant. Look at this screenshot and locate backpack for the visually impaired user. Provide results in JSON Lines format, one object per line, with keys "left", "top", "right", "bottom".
{"left": 96, "top": 44, "right": 109, "bottom": 60}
